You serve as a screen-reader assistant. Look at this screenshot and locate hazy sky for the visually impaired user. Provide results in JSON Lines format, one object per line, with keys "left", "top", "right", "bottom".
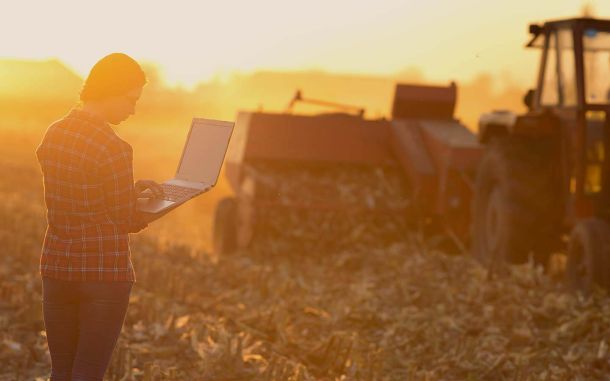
{"left": 1, "top": 0, "right": 607, "bottom": 88}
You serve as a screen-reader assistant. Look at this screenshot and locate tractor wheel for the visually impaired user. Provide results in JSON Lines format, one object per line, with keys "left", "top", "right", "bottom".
{"left": 567, "top": 219, "right": 610, "bottom": 292}
{"left": 213, "top": 197, "right": 237, "bottom": 256}
{"left": 472, "top": 137, "right": 558, "bottom": 265}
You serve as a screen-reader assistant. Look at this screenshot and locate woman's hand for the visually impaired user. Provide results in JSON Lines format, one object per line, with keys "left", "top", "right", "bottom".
{"left": 135, "top": 179, "right": 164, "bottom": 199}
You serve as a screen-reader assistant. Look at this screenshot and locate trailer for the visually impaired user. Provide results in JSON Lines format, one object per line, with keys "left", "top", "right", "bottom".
{"left": 213, "top": 83, "right": 482, "bottom": 255}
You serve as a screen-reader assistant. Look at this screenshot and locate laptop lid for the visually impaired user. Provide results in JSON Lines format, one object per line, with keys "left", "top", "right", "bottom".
{"left": 174, "top": 118, "right": 234, "bottom": 185}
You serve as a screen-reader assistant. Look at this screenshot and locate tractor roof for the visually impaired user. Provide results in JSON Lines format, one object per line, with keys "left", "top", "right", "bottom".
{"left": 527, "top": 17, "right": 610, "bottom": 48}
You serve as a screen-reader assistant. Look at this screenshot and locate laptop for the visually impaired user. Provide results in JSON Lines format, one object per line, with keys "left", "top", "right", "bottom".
{"left": 137, "top": 118, "right": 234, "bottom": 214}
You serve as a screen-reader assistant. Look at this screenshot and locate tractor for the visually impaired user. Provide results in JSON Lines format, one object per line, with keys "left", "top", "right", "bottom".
{"left": 473, "top": 18, "right": 610, "bottom": 291}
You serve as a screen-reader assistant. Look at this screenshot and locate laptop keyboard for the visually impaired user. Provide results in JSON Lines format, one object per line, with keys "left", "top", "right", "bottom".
{"left": 160, "top": 184, "right": 200, "bottom": 202}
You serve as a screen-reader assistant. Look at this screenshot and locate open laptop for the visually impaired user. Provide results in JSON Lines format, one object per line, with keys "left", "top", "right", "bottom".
{"left": 137, "top": 118, "right": 234, "bottom": 214}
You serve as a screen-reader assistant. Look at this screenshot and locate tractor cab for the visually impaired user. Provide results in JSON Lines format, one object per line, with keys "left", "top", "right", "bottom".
{"left": 528, "top": 18, "right": 610, "bottom": 110}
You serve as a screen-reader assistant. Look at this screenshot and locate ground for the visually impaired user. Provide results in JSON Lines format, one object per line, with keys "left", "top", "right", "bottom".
{"left": 1, "top": 127, "right": 609, "bottom": 381}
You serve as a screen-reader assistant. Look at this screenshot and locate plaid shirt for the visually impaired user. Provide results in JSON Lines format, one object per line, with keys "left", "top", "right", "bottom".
{"left": 36, "top": 109, "right": 147, "bottom": 282}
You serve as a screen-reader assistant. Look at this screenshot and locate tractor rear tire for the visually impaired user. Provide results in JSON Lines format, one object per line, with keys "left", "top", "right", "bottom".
{"left": 567, "top": 219, "right": 610, "bottom": 292}
{"left": 472, "top": 137, "right": 558, "bottom": 265}
{"left": 213, "top": 197, "right": 238, "bottom": 256}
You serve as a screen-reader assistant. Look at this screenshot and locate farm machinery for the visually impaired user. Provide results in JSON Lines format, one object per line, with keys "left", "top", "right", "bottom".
{"left": 212, "top": 82, "right": 482, "bottom": 256}
{"left": 213, "top": 16, "right": 610, "bottom": 291}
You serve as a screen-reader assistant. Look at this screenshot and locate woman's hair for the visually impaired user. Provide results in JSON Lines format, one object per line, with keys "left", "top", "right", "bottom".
{"left": 80, "top": 53, "right": 147, "bottom": 102}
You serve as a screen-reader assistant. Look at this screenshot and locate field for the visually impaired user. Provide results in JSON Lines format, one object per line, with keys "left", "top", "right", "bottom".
{"left": 1, "top": 94, "right": 610, "bottom": 380}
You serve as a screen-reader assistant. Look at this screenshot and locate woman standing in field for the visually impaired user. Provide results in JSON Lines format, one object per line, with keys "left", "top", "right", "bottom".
{"left": 36, "top": 53, "right": 163, "bottom": 381}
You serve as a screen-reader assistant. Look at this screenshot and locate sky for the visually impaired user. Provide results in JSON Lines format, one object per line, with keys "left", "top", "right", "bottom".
{"left": 1, "top": 0, "right": 609, "bottom": 88}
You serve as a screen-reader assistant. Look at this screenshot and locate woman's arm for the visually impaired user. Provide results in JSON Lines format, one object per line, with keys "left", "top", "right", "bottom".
{"left": 99, "top": 142, "right": 149, "bottom": 233}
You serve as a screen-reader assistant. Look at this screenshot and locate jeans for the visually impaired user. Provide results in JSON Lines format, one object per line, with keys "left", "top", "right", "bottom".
{"left": 42, "top": 277, "right": 133, "bottom": 381}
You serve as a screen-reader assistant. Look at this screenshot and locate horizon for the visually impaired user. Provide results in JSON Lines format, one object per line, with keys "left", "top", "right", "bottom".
{"left": 0, "top": 55, "right": 514, "bottom": 92}
{"left": 0, "top": 56, "right": 528, "bottom": 131}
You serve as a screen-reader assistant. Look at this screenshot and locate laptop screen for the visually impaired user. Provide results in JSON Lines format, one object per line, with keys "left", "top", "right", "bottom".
{"left": 175, "top": 119, "right": 234, "bottom": 185}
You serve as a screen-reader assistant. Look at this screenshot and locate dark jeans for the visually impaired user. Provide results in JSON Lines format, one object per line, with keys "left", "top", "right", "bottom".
{"left": 42, "top": 277, "right": 133, "bottom": 381}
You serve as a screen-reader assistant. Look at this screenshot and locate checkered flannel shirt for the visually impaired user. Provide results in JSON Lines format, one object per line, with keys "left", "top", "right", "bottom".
{"left": 36, "top": 109, "right": 147, "bottom": 282}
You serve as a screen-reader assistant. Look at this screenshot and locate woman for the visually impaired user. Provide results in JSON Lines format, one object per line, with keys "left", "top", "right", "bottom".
{"left": 36, "top": 53, "right": 163, "bottom": 380}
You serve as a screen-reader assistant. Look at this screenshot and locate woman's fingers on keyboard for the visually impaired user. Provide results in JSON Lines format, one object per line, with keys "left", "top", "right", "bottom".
{"left": 151, "top": 183, "right": 164, "bottom": 198}
{"left": 136, "top": 180, "right": 163, "bottom": 197}
{"left": 138, "top": 189, "right": 153, "bottom": 198}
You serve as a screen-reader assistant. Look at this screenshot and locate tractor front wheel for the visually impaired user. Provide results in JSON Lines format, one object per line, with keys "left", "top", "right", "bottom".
{"left": 472, "top": 137, "right": 558, "bottom": 265}
{"left": 567, "top": 218, "right": 610, "bottom": 292}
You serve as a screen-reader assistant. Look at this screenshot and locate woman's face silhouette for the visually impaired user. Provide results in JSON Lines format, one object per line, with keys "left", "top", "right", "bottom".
{"left": 103, "top": 86, "right": 143, "bottom": 125}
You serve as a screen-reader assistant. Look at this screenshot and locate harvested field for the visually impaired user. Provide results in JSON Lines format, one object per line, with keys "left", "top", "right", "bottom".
{"left": 1, "top": 156, "right": 610, "bottom": 381}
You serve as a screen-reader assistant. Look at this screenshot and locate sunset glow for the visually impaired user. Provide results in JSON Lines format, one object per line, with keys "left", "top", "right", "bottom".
{"left": 5, "top": 1, "right": 610, "bottom": 380}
